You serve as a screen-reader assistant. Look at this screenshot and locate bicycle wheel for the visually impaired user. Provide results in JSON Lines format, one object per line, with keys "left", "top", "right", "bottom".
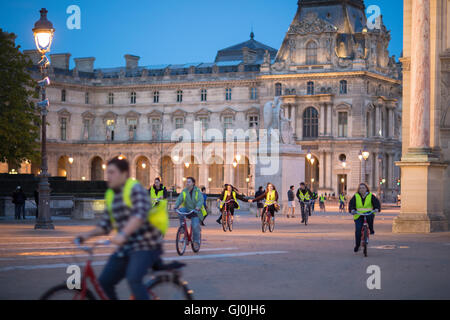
{"left": 176, "top": 226, "right": 187, "bottom": 256}
{"left": 191, "top": 229, "right": 201, "bottom": 253}
{"left": 222, "top": 211, "right": 227, "bottom": 232}
{"left": 147, "top": 275, "right": 194, "bottom": 300}
{"left": 261, "top": 210, "right": 268, "bottom": 233}
{"left": 227, "top": 212, "right": 233, "bottom": 232}
{"left": 362, "top": 227, "right": 368, "bottom": 257}
{"left": 304, "top": 206, "right": 309, "bottom": 225}
{"left": 268, "top": 214, "right": 275, "bottom": 232}
{"left": 40, "top": 284, "right": 96, "bottom": 300}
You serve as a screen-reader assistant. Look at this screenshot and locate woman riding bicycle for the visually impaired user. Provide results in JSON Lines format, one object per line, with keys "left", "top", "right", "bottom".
{"left": 249, "top": 182, "right": 279, "bottom": 219}
{"left": 216, "top": 184, "right": 248, "bottom": 225}
{"left": 348, "top": 183, "right": 380, "bottom": 253}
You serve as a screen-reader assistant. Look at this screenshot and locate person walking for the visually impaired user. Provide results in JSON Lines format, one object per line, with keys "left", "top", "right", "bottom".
{"left": 287, "top": 186, "right": 295, "bottom": 218}
{"left": 254, "top": 186, "right": 264, "bottom": 218}
{"left": 200, "top": 186, "right": 208, "bottom": 226}
{"left": 12, "top": 186, "right": 26, "bottom": 220}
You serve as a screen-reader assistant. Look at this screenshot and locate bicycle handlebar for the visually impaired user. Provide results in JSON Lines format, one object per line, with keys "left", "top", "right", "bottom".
{"left": 176, "top": 209, "right": 198, "bottom": 215}
{"left": 352, "top": 210, "right": 377, "bottom": 216}
{"left": 74, "top": 238, "right": 111, "bottom": 253}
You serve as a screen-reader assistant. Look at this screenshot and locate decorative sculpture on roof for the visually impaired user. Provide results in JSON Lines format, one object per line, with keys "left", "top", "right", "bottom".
{"left": 288, "top": 12, "right": 337, "bottom": 35}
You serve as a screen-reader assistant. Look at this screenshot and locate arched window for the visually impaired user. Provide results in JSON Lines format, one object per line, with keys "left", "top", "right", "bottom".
{"left": 306, "top": 41, "right": 318, "bottom": 65}
{"left": 339, "top": 80, "right": 347, "bottom": 94}
{"left": 275, "top": 83, "right": 282, "bottom": 96}
{"left": 303, "top": 107, "right": 319, "bottom": 138}
{"left": 307, "top": 81, "right": 314, "bottom": 95}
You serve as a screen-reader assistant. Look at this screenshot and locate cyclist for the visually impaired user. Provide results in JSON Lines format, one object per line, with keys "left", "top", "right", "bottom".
{"left": 216, "top": 184, "right": 248, "bottom": 225}
{"left": 296, "top": 182, "right": 312, "bottom": 223}
{"left": 249, "top": 182, "right": 279, "bottom": 219}
{"left": 200, "top": 186, "right": 209, "bottom": 226}
{"left": 348, "top": 183, "right": 380, "bottom": 253}
{"left": 149, "top": 177, "right": 167, "bottom": 206}
{"left": 319, "top": 194, "right": 326, "bottom": 212}
{"left": 310, "top": 191, "right": 318, "bottom": 213}
{"left": 339, "top": 192, "right": 346, "bottom": 212}
{"left": 174, "top": 177, "right": 205, "bottom": 248}
{"left": 75, "top": 157, "right": 163, "bottom": 300}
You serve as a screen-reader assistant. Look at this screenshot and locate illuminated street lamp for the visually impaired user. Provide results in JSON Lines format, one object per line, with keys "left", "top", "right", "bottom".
{"left": 358, "top": 150, "right": 363, "bottom": 182}
{"left": 184, "top": 162, "right": 190, "bottom": 168}
{"left": 232, "top": 160, "right": 238, "bottom": 168}
{"left": 235, "top": 154, "right": 241, "bottom": 162}
{"left": 361, "top": 147, "right": 370, "bottom": 183}
{"left": 306, "top": 149, "right": 312, "bottom": 161}
{"left": 208, "top": 177, "right": 212, "bottom": 182}
{"left": 34, "top": 8, "right": 55, "bottom": 230}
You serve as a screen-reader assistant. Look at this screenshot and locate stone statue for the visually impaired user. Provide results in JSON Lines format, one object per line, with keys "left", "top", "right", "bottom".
{"left": 263, "top": 97, "right": 294, "bottom": 144}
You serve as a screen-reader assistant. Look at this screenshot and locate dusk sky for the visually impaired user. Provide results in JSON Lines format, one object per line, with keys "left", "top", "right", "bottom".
{"left": 0, "top": 0, "right": 403, "bottom": 69}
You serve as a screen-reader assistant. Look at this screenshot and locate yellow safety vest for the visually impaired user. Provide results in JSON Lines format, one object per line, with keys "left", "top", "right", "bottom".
{"left": 298, "top": 190, "right": 310, "bottom": 201}
{"left": 265, "top": 190, "right": 276, "bottom": 207}
{"left": 105, "top": 178, "right": 169, "bottom": 236}
{"left": 220, "top": 191, "right": 239, "bottom": 209}
{"left": 319, "top": 195, "right": 325, "bottom": 202}
{"left": 150, "top": 186, "right": 165, "bottom": 205}
{"left": 354, "top": 193, "right": 374, "bottom": 220}
{"left": 181, "top": 189, "right": 208, "bottom": 218}
{"left": 340, "top": 194, "right": 345, "bottom": 202}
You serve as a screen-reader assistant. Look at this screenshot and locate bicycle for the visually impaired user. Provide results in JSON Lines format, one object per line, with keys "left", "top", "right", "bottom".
{"left": 40, "top": 239, "right": 194, "bottom": 300}
{"left": 220, "top": 199, "right": 234, "bottom": 232}
{"left": 261, "top": 204, "right": 275, "bottom": 233}
{"left": 356, "top": 211, "right": 375, "bottom": 257}
{"left": 301, "top": 201, "right": 311, "bottom": 225}
{"left": 176, "top": 209, "right": 201, "bottom": 256}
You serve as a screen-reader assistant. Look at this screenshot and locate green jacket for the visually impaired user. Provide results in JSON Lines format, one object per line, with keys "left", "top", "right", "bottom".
{"left": 175, "top": 186, "right": 205, "bottom": 220}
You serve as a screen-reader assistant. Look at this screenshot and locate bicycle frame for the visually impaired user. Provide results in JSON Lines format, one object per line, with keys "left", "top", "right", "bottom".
{"left": 179, "top": 214, "right": 193, "bottom": 245}
{"left": 77, "top": 258, "right": 109, "bottom": 300}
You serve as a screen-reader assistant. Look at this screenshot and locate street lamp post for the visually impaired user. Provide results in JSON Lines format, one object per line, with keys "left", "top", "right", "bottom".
{"left": 377, "top": 154, "right": 383, "bottom": 202}
{"left": 358, "top": 150, "right": 363, "bottom": 182}
{"left": 33, "top": 8, "right": 54, "bottom": 230}
{"left": 362, "top": 148, "right": 370, "bottom": 184}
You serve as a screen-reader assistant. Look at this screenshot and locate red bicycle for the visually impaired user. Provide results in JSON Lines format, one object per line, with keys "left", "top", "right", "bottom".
{"left": 220, "top": 199, "right": 234, "bottom": 232}
{"left": 176, "top": 209, "right": 201, "bottom": 256}
{"left": 40, "top": 239, "right": 194, "bottom": 300}
{"left": 261, "top": 204, "right": 275, "bottom": 233}
{"left": 358, "top": 211, "right": 375, "bottom": 257}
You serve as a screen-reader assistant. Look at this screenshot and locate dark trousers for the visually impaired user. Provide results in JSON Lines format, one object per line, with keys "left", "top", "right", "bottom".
{"left": 263, "top": 204, "right": 276, "bottom": 218}
{"left": 354, "top": 214, "right": 375, "bottom": 247}
{"left": 98, "top": 249, "right": 161, "bottom": 300}
{"left": 218, "top": 203, "right": 235, "bottom": 223}
{"left": 14, "top": 204, "right": 25, "bottom": 219}
{"left": 299, "top": 202, "right": 310, "bottom": 220}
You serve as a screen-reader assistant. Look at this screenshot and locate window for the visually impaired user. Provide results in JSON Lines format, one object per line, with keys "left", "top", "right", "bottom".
{"left": 151, "top": 118, "right": 161, "bottom": 140}
{"left": 223, "top": 116, "right": 233, "bottom": 135}
{"left": 85, "top": 92, "right": 89, "bottom": 104}
{"left": 366, "top": 112, "right": 371, "bottom": 137}
{"left": 201, "top": 89, "right": 207, "bottom": 102}
{"left": 108, "top": 92, "right": 114, "bottom": 105}
{"left": 340, "top": 80, "right": 347, "bottom": 94}
{"left": 60, "top": 118, "right": 67, "bottom": 141}
{"left": 61, "top": 89, "right": 66, "bottom": 102}
{"left": 306, "top": 41, "right": 318, "bottom": 65}
{"left": 106, "top": 119, "right": 115, "bottom": 141}
{"left": 176, "top": 90, "right": 183, "bottom": 103}
{"left": 199, "top": 117, "right": 208, "bottom": 131}
{"left": 83, "top": 119, "right": 90, "bottom": 140}
{"left": 225, "top": 88, "right": 232, "bottom": 101}
{"left": 275, "top": 83, "right": 282, "bottom": 96}
{"left": 250, "top": 87, "right": 258, "bottom": 100}
{"left": 307, "top": 81, "right": 315, "bottom": 95}
{"left": 128, "top": 119, "right": 137, "bottom": 140}
{"left": 130, "top": 91, "right": 136, "bottom": 104}
{"left": 249, "top": 115, "right": 259, "bottom": 128}
{"left": 153, "top": 91, "right": 159, "bottom": 103}
{"left": 175, "top": 117, "right": 184, "bottom": 129}
{"left": 338, "top": 112, "right": 348, "bottom": 137}
{"left": 303, "top": 107, "right": 319, "bottom": 138}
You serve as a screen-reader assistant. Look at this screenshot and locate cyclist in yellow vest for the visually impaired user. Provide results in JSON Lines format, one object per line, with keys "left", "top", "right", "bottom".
{"left": 319, "top": 194, "right": 326, "bottom": 212}
{"left": 148, "top": 177, "right": 167, "bottom": 205}
{"left": 75, "top": 157, "right": 163, "bottom": 300}
{"left": 174, "top": 177, "right": 205, "bottom": 247}
{"left": 216, "top": 184, "right": 248, "bottom": 225}
{"left": 339, "top": 193, "right": 346, "bottom": 211}
{"left": 348, "top": 183, "right": 381, "bottom": 253}
{"left": 249, "top": 182, "right": 279, "bottom": 220}
{"left": 296, "top": 182, "right": 312, "bottom": 223}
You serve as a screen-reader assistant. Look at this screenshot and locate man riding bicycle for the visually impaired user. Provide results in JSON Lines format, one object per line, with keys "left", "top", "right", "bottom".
{"left": 348, "top": 183, "right": 380, "bottom": 253}
{"left": 296, "top": 182, "right": 312, "bottom": 223}
{"left": 75, "top": 157, "right": 163, "bottom": 300}
{"left": 339, "top": 192, "right": 346, "bottom": 211}
{"left": 174, "top": 177, "right": 206, "bottom": 248}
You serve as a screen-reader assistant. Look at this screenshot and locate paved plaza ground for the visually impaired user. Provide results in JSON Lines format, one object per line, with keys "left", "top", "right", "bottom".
{"left": 0, "top": 206, "right": 449, "bottom": 300}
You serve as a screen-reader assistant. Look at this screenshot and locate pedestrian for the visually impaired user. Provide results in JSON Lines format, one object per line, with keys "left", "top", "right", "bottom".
{"left": 12, "top": 186, "right": 27, "bottom": 220}
{"left": 254, "top": 186, "right": 264, "bottom": 218}
{"left": 287, "top": 185, "right": 295, "bottom": 218}
{"left": 200, "top": 186, "right": 208, "bottom": 226}
{"left": 34, "top": 187, "right": 39, "bottom": 219}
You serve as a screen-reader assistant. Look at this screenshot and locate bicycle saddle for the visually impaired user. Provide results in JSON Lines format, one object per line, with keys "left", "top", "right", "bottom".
{"left": 152, "top": 259, "right": 186, "bottom": 271}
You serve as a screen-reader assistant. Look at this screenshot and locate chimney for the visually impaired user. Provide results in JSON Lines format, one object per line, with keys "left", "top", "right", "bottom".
{"left": 49, "top": 53, "right": 71, "bottom": 69}
{"left": 23, "top": 50, "right": 41, "bottom": 65}
{"left": 124, "top": 54, "right": 140, "bottom": 69}
{"left": 74, "top": 57, "right": 95, "bottom": 72}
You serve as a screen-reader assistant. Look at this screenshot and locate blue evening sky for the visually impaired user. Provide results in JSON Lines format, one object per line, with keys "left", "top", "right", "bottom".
{"left": 0, "top": 0, "right": 403, "bottom": 69}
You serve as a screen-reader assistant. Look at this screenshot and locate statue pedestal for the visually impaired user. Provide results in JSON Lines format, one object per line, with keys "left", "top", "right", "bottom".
{"left": 255, "top": 144, "right": 305, "bottom": 213}
{"left": 393, "top": 156, "right": 448, "bottom": 233}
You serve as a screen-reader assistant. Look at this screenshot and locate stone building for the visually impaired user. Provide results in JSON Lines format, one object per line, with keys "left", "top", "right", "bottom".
{"left": 4, "top": 0, "right": 402, "bottom": 200}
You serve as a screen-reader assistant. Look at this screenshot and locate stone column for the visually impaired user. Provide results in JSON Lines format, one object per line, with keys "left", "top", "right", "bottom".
{"left": 319, "top": 104, "right": 325, "bottom": 136}
{"left": 326, "top": 104, "right": 332, "bottom": 136}
{"left": 375, "top": 105, "right": 381, "bottom": 137}
{"left": 326, "top": 152, "right": 332, "bottom": 189}
{"left": 388, "top": 107, "right": 395, "bottom": 138}
{"left": 319, "top": 151, "right": 325, "bottom": 189}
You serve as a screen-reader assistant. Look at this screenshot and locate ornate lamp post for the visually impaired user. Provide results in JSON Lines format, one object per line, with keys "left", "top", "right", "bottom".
{"left": 33, "top": 8, "right": 55, "bottom": 230}
{"left": 362, "top": 147, "right": 370, "bottom": 183}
